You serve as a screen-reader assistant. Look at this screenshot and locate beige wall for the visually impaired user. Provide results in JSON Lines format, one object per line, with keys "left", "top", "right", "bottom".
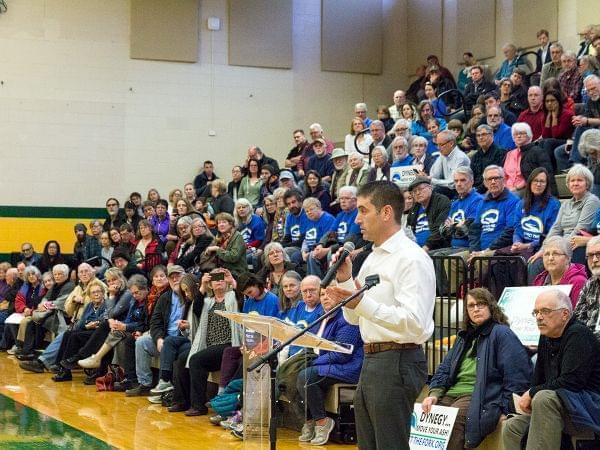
{"left": 0, "top": 0, "right": 407, "bottom": 207}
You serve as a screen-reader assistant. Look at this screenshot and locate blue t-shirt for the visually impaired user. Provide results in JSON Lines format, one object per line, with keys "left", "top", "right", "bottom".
{"left": 284, "top": 300, "right": 323, "bottom": 329}
{"left": 239, "top": 214, "right": 266, "bottom": 245}
{"left": 167, "top": 292, "right": 184, "bottom": 337}
{"left": 475, "top": 190, "right": 521, "bottom": 250}
{"left": 333, "top": 209, "right": 360, "bottom": 242}
{"left": 284, "top": 210, "right": 309, "bottom": 246}
{"left": 493, "top": 123, "right": 516, "bottom": 151}
{"left": 302, "top": 212, "right": 336, "bottom": 251}
{"left": 391, "top": 155, "right": 415, "bottom": 167}
{"left": 414, "top": 205, "right": 431, "bottom": 247}
{"left": 448, "top": 189, "right": 484, "bottom": 248}
{"left": 513, "top": 196, "right": 561, "bottom": 249}
{"left": 242, "top": 291, "right": 280, "bottom": 318}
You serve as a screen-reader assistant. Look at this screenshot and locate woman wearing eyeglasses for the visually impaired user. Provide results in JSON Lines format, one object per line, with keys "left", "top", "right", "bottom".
{"left": 532, "top": 236, "right": 588, "bottom": 307}
{"left": 421, "top": 288, "right": 532, "bottom": 450}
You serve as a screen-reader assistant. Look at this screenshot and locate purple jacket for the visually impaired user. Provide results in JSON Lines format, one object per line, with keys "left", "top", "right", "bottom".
{"left": 150, "top": 214, "right": 170, "bottom": 242}
{"left": 311, "top": 308, "right": 363, "bottom": 383}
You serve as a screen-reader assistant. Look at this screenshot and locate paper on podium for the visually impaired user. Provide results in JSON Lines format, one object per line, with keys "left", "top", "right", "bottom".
{"left": 216, "top": 311, "right": 352, "bottom": 354}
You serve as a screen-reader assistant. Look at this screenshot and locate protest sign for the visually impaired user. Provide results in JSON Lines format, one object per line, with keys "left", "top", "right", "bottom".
{"left": 410, "top": 403, "right": 458, "bottom": 450}
{"left": 497, "top": 285, "right": 572, "bottom": 346}
{"left": 390, "top": 165, "right": 419, "bottom": 187}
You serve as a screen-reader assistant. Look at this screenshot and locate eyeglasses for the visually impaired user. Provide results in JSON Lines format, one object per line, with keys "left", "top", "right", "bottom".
{"left": 543, "top": 251, "right": 566, "bottom": 258}
{"left": 476, "top": 132, "right": 491, "bottom": 137}
{"left": 532, "top": 179, "right": 547, "bottom": 184}
{"left": 586, "top": 252, "right": 600, "bottom": 260}
{"left": 301, "top": 288, "right": 318, "bottom": 294}
{"left": 438, "top": 140, "right": 453, "bottom": 146}
{"left": 466, "top": 301, "right": 487, "bottom": 310}
{"left": 513, "top": 131, "right": 528, "bottom": 136}
{"left": 484, "top": 176, "right": 502, "bottom": 182}
{"left": 531, "top": 307, "right": 565, "bottom": 317}
{"left": 22, "top": 247, "right": 32, "bottom": 252}
{"left": 106, "top": 203, "right": 118, "bottom": 207}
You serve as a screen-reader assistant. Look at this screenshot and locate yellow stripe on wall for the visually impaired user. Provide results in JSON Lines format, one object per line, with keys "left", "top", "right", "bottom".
{"left": 0, "top": 217, "right": 103, "bottom": 255}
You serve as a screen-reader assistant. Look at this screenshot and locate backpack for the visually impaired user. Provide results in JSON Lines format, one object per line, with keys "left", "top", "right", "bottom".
{"left": 210, "top": 378, "right": 243, "bottom": 417}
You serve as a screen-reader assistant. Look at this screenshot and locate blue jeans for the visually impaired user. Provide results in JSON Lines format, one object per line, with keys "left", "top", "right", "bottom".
{"left": 135, "top": 333, "right": 159, "bottom": 387}
{"left": 0, "top": 310, "right": 10, "bottom": 341}
{"left": 38, "top": 332, "right": 64, "bottom": 369}
{"left": 159, "top": 335, "right": 190, "bottom": 381}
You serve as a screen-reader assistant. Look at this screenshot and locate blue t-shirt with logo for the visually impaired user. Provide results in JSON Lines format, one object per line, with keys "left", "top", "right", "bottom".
{"left": 238, "top": 214, "right": 266, "bottom": 245}
{"left": 475, "top": 190, "right": 521, "bottom": 250}
{"left": 302, "top": 212, "right": 336, "bottom": 252}
{"left": 448, "top": 189, "right": 484, "bottom": 248}
{"left": 414, "top": 205, "right": 431, "bottom": 247}
{"left": 513, "top": 196, "right": 560, "bottom": 249}
{"left": 284, "top": 210, "right": 309, "bottom": 246}
{"left": 332, "top": 209, "right": 360, "bottom": 243}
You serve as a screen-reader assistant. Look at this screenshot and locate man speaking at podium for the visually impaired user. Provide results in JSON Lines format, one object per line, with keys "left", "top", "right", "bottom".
{"left": 327, "top": 180, "right": 436, "bottom": 450}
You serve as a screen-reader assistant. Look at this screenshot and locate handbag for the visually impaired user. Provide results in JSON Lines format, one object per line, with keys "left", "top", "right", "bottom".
{"left": 95, "top": 364, "right": 125, "bottom": 392}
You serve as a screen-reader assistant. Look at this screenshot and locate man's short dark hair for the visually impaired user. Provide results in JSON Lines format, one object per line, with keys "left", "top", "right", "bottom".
{"left": 293, "top": 129, "right": 305, "bottom": 135}
{"left": 156, "top": 199, "right": 168, "bottom": 208}
{"left": 537, "top": 29, "right": 549, "bottom": 38}
{"left": 512, "top": 68, "right": 526, "bottom": 77}
{"left": 463, "top": 51, "right": 473, "bottom": 58}
{"left": 484, "top": 91, "right": 499, "bottom": 101}
{"left": 261, "top": 164, "right": 275, "bottom": 175}
{"left": 357, "top": 181, "right": 404, "bottom": 226}
{"left": 283, "top": 188, "right": 304, "bottom": 204}
{"left": 119, "top": 223, "right": 134, "bottom": 233}
{"left": 142, "top": 200, "right": 155, "bottom": 209}
{"left": 130, "top": 192, "right": 142, "bottom": 200}
{"left": 204, "top": 160, "right": 213, "bottom": 166}
{"left": 470, "top": 65, "right": 484, "bottom": 74}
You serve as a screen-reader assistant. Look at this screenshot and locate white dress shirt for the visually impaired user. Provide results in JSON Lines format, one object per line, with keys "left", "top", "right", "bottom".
{"left": 339, "top": 228, "right": 435, "bottom": 345}
{"left": 429, "top": 146, "right": 470, "bottom": 189}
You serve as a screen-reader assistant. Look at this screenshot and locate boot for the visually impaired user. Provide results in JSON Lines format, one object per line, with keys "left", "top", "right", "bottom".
{"left": 78, "top": 343, "right": 111, "bottom": 369}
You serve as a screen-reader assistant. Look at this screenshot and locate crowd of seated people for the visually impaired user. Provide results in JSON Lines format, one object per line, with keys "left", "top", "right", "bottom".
{"left": 1, "top": 26, "right": 600, "bottom": 447}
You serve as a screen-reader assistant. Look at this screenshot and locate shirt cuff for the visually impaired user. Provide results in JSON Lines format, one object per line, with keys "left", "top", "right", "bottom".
{"left": 353, "top": 292, "right": 379, "bottom": 320}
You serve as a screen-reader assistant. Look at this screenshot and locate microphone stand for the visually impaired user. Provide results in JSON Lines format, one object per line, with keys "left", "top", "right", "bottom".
{"left": 246, "top": 274, "right": 380, "bottom": 450}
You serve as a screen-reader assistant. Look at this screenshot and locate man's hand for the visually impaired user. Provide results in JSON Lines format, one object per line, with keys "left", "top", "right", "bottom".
{"left": 519, "top": 390, "right": 532, "bottom": 414}
{"left": 326, "top": 279, "right": 363, "bottom": 309}
{"left": 178, "top": 320, "right": 189, "bottom": 330}
{"left": 331, "top": 247, "right": 353, "bottom": 283}
{"left": 572, "top": 115, "right": 586, "bottom": 127}
{"left": 312, "top": 245, "right": 328, "bottom": 260}
{"left": 421, "top": 396, "right": 438, "bottom": 414}
{"left": 157, "top": 338, "right": 164, "bottom": 353}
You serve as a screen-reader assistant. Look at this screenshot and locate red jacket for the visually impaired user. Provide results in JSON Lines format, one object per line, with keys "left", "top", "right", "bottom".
{"left": 517, "top": 108, "right": 544, "bottom": 140}
{"left": 533, "top": 263, "right": 588, "bottom": 307}
{"left": 542, "top": 108, "right": 574, "bottom": 140}
{"left": 134, "top": 239, "right": 161, "bottom": 271}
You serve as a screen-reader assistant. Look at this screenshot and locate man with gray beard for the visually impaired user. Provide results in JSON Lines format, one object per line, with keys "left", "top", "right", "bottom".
{"left": 573, "top": 235, "right": 600, "bottom": 340}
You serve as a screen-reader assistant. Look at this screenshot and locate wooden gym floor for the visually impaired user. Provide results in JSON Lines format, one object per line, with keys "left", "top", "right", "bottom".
{"left": 0, "top": 355, "right": 356, "bottom": 449}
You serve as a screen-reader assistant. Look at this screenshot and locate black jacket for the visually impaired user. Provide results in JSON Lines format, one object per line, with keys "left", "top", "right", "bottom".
{"left": 535, "top": 43, "right": 552, "bottom": 72}
{"left": 407, "top": 192, "right": 451, "bottom": 250}
{"left": 211, "top": 193, "right": 234, "bottom": 216}
{"left": 519, "top": 142, "right": 557, "bottom": 195}
{"left": 470, "top": 144, "right": 507, "bottom": 193}
{"left": 193, "top": 172, "right": 219, "bottom": 196}
{"left": 463, "top": 79, "right": 496, "bottom": 112}
{"left": 150, "top": 289, "right": 180, "bottom": 344}
{"left": 531, "top": 317, "right": 600, "bottom": 397}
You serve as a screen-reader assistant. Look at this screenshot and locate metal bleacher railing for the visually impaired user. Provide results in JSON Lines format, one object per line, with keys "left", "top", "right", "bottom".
{"left": 426, "top": 255, "right": 528, "bottom": 376}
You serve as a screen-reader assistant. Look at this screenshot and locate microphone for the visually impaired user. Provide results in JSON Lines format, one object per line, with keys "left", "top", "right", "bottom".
{"left": 320, "top": 241, "right": 355, "bottom": 288}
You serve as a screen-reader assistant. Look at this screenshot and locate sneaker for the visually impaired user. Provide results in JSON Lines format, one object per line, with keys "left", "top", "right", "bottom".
{"left": 148, "top": 395, "right": 163, "bottom": 404}
{"left": 19, "top": 359, "right": 46, "bottom": 373}
{"left": 125, "top": 383, "right": 152, "bottom": 397}
{"left": 310, "top": 417, "right": 335, "bottom": 446}
{"left": 298, "top": 422, "right": 316, "bottom": 442}
{"left": 230, "top": 423, "right": 243, "bottom": 440}
{"left": 7, "top": 345, "right": 19, "bottom": 355}
{"left": 78, "top": 354, "right": 101, "bottom": 369}
{"left": 220, "top": 411, "right": 242, "bottom": 430}
{"left": 209, "top": 414, "right": 224, "bottom": 425}
{"left": 150, "top": 379, "right": 174, "bottom": 395}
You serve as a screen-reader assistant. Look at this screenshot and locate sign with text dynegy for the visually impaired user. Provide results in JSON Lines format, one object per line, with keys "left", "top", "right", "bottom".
{"left": 409, "top": 404, "right": 458, "bottom": 450}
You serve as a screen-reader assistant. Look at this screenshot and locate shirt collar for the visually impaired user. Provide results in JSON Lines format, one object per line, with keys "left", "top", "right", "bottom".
{"left": 375, "top": 228, "right": 407, "bottom": 254}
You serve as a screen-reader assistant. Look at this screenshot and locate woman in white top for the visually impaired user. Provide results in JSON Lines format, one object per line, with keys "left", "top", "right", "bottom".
{"left": 344, "top": 117, "right": 373, "bottom": 154}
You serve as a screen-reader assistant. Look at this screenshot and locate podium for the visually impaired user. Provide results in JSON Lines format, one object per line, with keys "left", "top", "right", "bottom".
{"left": 217, "top": 311, "right": 353, "bottom": 448}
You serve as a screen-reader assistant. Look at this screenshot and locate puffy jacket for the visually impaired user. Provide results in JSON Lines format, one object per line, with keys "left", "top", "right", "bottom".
{"left": 429, "top": 322, "right": 532, "bottom": 448}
